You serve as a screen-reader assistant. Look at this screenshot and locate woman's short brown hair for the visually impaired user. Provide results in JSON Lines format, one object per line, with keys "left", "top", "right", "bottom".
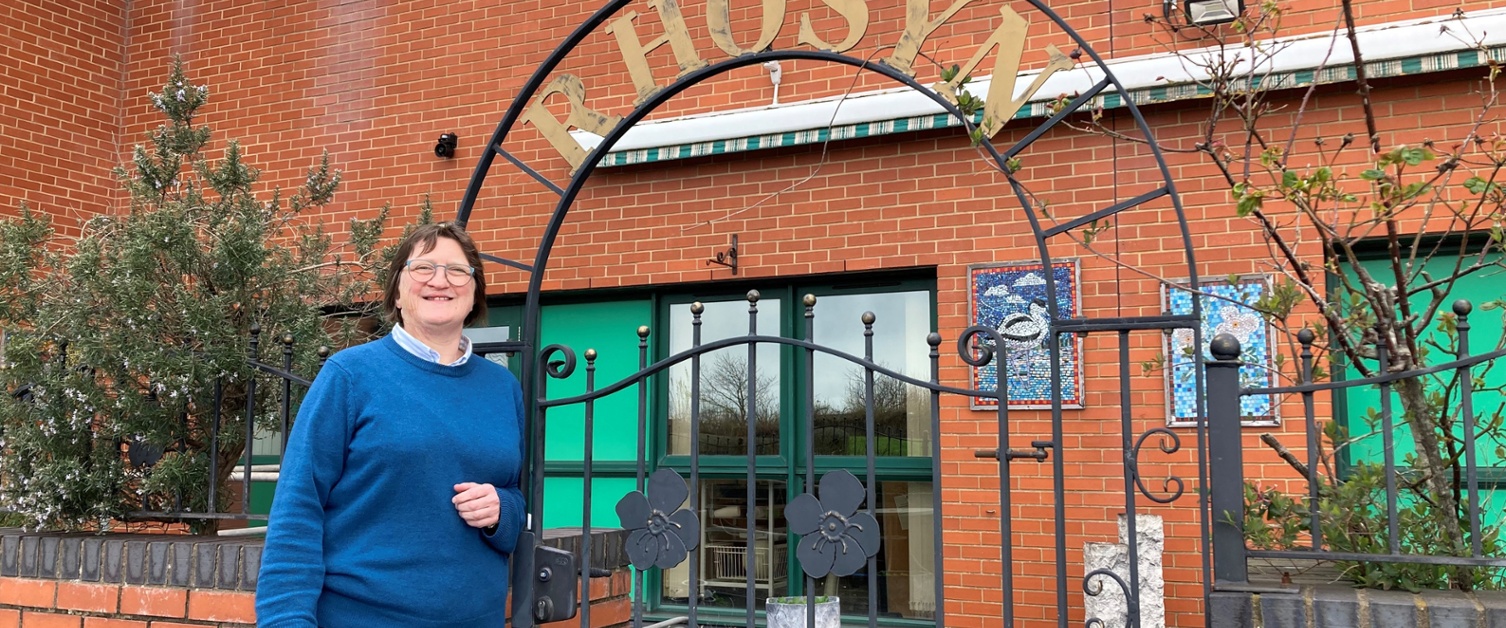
{"left": 382, "top": 223, "right": 488, "bottom": 327}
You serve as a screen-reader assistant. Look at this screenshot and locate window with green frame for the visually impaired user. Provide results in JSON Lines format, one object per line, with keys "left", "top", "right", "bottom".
{"left": 654, "top": 277, "right": 937, "bottom": 623}
{"left": 490, "top": 274, "right": 939, "bottom": 624}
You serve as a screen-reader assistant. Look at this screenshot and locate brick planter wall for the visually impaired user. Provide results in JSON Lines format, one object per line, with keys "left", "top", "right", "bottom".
{"left": 1210, "top": 586, "right": 1506, "bottom": 628}
{"left": 0, "top": 528, "right": 631, "bottom": 628}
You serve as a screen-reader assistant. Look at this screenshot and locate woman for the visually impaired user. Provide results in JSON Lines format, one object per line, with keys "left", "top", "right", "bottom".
{"left": 257, "top": 223, "right": 526, "bottom": 628}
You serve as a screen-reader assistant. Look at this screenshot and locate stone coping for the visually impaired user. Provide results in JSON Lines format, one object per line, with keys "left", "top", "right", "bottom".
{"left": 1211, "top": 584, "right": 1506, "bottom": 627}
{"left": 0, "top": 526, "right": 629, "bottom": 593}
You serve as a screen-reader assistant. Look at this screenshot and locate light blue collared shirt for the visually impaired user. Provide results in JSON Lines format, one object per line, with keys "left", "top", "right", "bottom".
{"left": 391, "top": 324, "right": 473, "bottom": 367}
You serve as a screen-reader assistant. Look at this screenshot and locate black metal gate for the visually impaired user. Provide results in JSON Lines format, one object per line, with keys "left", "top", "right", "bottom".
{"left": 457, "top": 2, "right": 1207, "bottom": 626}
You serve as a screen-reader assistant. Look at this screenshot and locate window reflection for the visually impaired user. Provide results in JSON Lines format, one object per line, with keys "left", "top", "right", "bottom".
{"left": 811, "top": 291, "right": 932, "bottom": 457}
{"left": 657, "top": 288, "right": 936, "bottom": 621}
{"left": 667, "top": 300, "right": 782, "bottom": 456}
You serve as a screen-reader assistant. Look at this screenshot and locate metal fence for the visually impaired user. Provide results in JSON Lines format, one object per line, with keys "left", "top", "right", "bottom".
{"left": 521, "top": 292, "right": 953, "bottom": 628}
{"left": 139, "top": 324, "right": 320, "bottom": 525}
{"left": 1209, "top": 300, "right": 1506, "bottom": 590}
{"left": 3, "top": 324, "right": 318, "bottom": 528}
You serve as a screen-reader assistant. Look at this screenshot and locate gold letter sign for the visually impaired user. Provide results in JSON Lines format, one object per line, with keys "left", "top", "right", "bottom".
{"left": 706, "top": 0, "right": 788, "bottom": 57}
{"left": 936, "top": 5, "right": 1072, "bottom": 138}
{"left": 888, "top": 1, "right": 1072, "bottom": 139}
{"left": 520, "top": 74, "right": 624, "bottom": 173}
{"left": 797, "top": 0, "right": 870, "bottom": 53}
{"left": 886, "top": 0, "right": 974, "bottom": 77}
{"left": 522, "top": 0, "right": 1077, "bottom": 169}
{"left": 605, "top": 0, "right": 707, "bottom": 104}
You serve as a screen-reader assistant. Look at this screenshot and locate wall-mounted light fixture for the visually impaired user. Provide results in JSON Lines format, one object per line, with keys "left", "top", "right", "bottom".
{"left": 435, "top": 133, "right": 459, "bottom": 158}
{"left": 762, "top": 60, "right": 783, "bottom": 106}
{"left": 1163, "top": 0, "right": 1242, "bottom": 26}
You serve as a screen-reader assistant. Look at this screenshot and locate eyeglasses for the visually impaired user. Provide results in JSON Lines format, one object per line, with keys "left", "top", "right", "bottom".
{"left": 405, "top": 260, "right": 476, "bottom": 286}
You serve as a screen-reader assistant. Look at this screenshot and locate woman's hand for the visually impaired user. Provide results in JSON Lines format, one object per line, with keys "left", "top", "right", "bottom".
{"left": 452, "top": 482, "right": 501, "bottom": 529}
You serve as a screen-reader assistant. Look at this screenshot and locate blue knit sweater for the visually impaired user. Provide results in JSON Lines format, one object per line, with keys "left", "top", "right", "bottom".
{"left": 256, "top": 334, "right": 526, "bottom": 627}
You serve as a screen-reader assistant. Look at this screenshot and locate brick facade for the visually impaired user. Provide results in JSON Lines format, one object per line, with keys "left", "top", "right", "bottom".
{"left": 2, "top": 0, "right": 127, "bottom": 238}
{"left": 8, "top": 1, "right": 1505, "bottom": 626}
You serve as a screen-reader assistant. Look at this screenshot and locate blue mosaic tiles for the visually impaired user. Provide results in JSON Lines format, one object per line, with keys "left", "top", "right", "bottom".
{"left": 969, "top": 261, "right": 1082, "bottom": 409}
{"left": 1166, "top": 277, "right": 1278, "bottom": 425}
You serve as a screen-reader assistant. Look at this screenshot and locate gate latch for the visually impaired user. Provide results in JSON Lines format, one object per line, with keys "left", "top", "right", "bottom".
{"left": 974, "top": 440, "right": 1053, "bottom": 462}
{"left": 532, "top": 544, "right": 579, "bottom": 623}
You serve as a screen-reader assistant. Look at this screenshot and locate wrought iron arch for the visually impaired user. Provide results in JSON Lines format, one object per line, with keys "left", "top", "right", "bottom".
{"left": 458, "top": 2, "right": 1210, "bottom": 627}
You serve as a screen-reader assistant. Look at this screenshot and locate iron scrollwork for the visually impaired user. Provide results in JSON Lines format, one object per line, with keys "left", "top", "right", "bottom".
{"left": 615, "top": 468, "right": 700, "bottom": 570}
{"left": 1131, "top": 427, "right": 1185, "bottom": 504}
{"left": 1083, "top": 568, "right": 1135, "bottom": 628}
{"left": 785, "top": 469, "right": 881, "bottom": 579}
{"left": 957, "top": 324, "right": 1005, "bottom": 369}
{"left": 539, "top": 344, "right": 578, "bottom": 379}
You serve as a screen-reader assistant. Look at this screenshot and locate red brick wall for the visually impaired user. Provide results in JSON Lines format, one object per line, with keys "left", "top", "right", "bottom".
{"left": 0, "top": 572, "right": 631, "bottom": 628}
{"left": 14, "top": 1, "right": 1506, "bottom": 626}
{"left": 1, "top": 0, "right": 127, "bottom": 238}
{"left": 109, "top": 0, "right": 1506, "bottom": 273}
{"left": 0, "top": 578, "right": 254, "bottom": 628}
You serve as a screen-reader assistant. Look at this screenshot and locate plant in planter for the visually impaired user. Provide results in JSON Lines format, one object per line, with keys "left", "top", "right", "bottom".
{"left": 765, "top": 595, "right": 840, "bottom": 628}
{"left": 0, "top": 57, "right": 392, "bottom": 532}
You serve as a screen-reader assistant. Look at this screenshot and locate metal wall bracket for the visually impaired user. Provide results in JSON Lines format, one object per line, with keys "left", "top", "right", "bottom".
{"left": 707, "top": 234, "right": 738, "bottom": 275}
{"left": 974, "top": 441, "right": 1053, "bottom": 462}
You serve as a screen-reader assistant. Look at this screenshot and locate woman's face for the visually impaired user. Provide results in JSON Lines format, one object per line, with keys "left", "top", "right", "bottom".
{"left": 395, "top": 237, "right": 474, "bottom": 333}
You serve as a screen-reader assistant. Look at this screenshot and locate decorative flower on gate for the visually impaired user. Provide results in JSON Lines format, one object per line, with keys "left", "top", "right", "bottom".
{"left": 616, "top": 468, "right": 700, "bottom": 570}
{"left": 785, "top": 469, "right": 881, "bottom": 579}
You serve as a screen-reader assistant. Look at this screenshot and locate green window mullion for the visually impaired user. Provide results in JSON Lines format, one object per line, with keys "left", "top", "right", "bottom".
{"left": 811, "top": 456, "right": 936, "bottom": 478}
{"left": 658, "top": 455, "right": 790, "bottom": 474}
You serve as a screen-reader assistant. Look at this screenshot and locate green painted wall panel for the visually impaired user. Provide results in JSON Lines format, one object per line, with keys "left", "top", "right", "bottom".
{"left": 542, "top": 476, "right": 639, "bottom": 529}
{"left": 1342, "top": 254, "right": 1505, "bottom": 538}
{"left": 538, "top": 300, "right": 654, "bottom": 464}
{"left": 245, "top": 481, "right": 274, "bottom": 527}
{"left": 1344, "top": 255, "right": 1506, "bottom": 471}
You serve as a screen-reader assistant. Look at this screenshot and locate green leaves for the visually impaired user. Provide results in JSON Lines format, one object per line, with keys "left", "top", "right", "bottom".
{"left": 955, "top": 91, "right": 985, "bottom": 119}
{"left": 941, "top": 64, "right": 988, "bottom": 141}
{"left": 1463, "top": 176, "right": 1501, "bottom": 195}
{"left": 0, "top": 58, "right": 394, "bottom": 532}
{"left": 939, "top": 64, "right": 979, "bottom": 116}
{"left": 1259, "top": 146, "right": 1284, "bottom": 167}
{"left": 938, "top": 63, "right": 968, "bottom": 85}
{"left": 0, "top": 206, "right": 50, "bottom": 325}
{"left": 1378, "top": 145, "right": 1435, "bottom": 167}
{"left": 1253, "top": 277, "right": 1304, "bottom": 321}
{"left": 1232, "top": 181, "right": 1264, "bottom": 216}
{"left": 1080, "top": 217, "right": 1113, "bottom": 244}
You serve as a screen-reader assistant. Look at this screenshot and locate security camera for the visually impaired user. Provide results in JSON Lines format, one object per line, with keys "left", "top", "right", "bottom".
{"left": 435, "top": 133, "right": 459, "bottom": 158}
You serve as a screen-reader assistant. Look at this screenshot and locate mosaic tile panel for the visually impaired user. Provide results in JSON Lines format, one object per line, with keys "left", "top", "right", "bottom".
{"left": 1166, "top": 277, "right": 1278, "bottom": 426}
{"left": 969, "top": 261, "right": 1082, "bottom": 409}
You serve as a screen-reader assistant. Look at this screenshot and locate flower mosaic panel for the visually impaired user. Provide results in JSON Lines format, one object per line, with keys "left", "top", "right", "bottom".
{"left": 968, "top": 261, "right": 1082, "bottom": 409}
{"left": 1165, "top": 277, "right": 1278, "bottom": 426}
